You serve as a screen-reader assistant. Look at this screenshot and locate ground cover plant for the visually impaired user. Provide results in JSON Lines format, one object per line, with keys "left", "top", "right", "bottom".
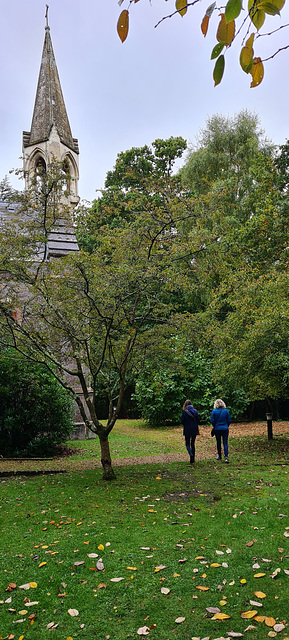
{"left": 0, "top": 433, "right": 289, "bottom": 640}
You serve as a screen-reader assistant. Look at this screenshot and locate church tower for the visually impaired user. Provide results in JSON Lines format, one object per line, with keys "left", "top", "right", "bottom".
{"left": 22, "top": 10, "right": 79, "bottom": 210}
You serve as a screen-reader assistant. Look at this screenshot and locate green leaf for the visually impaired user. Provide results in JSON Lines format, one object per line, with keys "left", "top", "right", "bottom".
{"left": 225, "top": 0, "right": 242, "bottom": 22}
{"left": 258, "top": 1, "right": 280, "bottom": 13}
{"left": 213, "top": 55, "right": 225, "bottom": 86}
{"left": 240, "top": 46, "right": 253, "bottom": 73}
{"left": 211, "top": 42, "right": 225, "bottom": 59}
{"left": 206, "top": 1, "right": 216, "bottom": 16}
{"left": 248, "top": 0, "right": 265, "bottom": 29}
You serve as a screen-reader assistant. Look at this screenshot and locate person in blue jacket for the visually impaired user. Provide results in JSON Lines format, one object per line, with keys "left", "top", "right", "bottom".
{"left": 181, "top": 399, "right": 200, "bottom": 464}
{"left": 211, "top": 398, "right": 231, "bottom": 463}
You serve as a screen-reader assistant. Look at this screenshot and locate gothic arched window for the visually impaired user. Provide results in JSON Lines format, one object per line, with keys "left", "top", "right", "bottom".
{"left": 35, "top": 156, "right": 46, "bottom": 175}
{"left": 62, "top": 157, "right": 71, "bottom": 193}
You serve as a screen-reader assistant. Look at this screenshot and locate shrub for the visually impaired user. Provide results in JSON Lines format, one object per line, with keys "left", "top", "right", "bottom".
{"left": 0, "top": 350, "right": 74, "bottom": 457}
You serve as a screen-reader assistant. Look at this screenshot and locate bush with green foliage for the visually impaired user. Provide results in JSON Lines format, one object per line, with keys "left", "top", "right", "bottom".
{"left": 133, "top": 348, "right": 249, "bottom": 426}
{"left": 0, "top": 351, "right": 74, "bottom": 457}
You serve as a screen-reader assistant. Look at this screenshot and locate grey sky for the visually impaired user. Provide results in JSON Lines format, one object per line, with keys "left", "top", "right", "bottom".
{"left": 1, "top": 0, "right": 289, "bottom": 202}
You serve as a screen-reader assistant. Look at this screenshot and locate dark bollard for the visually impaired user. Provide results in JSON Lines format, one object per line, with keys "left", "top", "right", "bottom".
{"left": 266, "top": 412, "right": 273, "bottom": 440}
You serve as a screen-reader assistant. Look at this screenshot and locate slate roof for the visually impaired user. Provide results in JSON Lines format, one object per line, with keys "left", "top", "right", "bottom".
{"left": 0, "top": 201, "right": 79, "bottom": 259}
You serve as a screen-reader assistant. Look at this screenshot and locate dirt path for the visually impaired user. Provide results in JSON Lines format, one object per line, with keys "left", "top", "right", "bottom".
{"left": 0, "top": 422, "right": 287, "bottom": 473}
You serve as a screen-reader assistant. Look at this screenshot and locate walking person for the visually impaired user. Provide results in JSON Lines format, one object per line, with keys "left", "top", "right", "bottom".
{"left": 181, "top": 399, "right": 200, "bottom": 464}
{"left": 211, "top": 398, "right": 231, "bottom": 463}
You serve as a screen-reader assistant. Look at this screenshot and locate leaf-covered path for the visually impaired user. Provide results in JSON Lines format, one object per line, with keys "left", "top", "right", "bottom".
{"left": 0, "top": 422, "right": 288, "bottom": 473}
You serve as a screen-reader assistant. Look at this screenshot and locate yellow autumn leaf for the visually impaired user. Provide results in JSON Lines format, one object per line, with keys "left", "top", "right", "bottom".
{"left": 216, "top": 13, "right": 235, "bottom": 45}
{"left": 211, "top": 562, "right": 221, "bottom": 567}
{"left": 253, "top": 571, "right": 266, "bottom": 577}
{"left": 67, "top": 637, "right": 73, "bottom": 640}
{"left": 30, "top": 582, "right": 37, "bottom": 588}
{"left": 38, "top": 562, "right": 47, "bottom": 568}
{"left": 19, "top": 636, "right": 25, "bottom": 640}
{"left": 240, "top": 578, "right": 247, "bottom": 584}
{"left": 98, "top": 544, "right": 104, "bottom": 551}
{"left": 241, "top": 610, "right": 258, "bottom": 618}
{"left": 212, "top": 612, "right": 231, "bottom": 619}
{"left": 250, "top": 57, "right": 264, "bottom": 87}
{"left": 19, "top": 610, "right": 28, "bottom": 615}
{"left": 176, "top": 0, "right": 187, "bottom": 16}
{"left": 174, "top": 573, "right": 180, "bottom": 577}
{"left": 220, "top": 600, "right": 227, "bottom": 606}
{"left": 254, "top": 591, "right": 266, "bottom": 598}
{"left": 117, "top": 9, "right": 129, "bottom": 43}
{"left": 148, "top": 509, "right": 155, "bottom": 512}
{"left": 201, "top": 13, "right": 210, "bottom": 35}
{"left": 126, "top": 567, "right": 137, "bottom": 571}
{"left": 196, "top": 585, "right": 210, "bottom": 591}
{"left": 195, "top": 556, "right": 205, "bottom": 560}
{"left": 265, "top": 617, "right": 277, "bottom": 627}
{"left": 254, "top": 614, "right": 266, "bottom": 622}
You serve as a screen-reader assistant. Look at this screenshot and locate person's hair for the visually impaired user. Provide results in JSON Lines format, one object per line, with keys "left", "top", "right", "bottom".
{"left": 213, "top": 398, "right": 226, "bottom": 409}
{"left": 183, "top": 399, "right": 193, "bottom": 410}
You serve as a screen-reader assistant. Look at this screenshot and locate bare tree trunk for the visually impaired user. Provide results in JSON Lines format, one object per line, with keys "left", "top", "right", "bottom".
{"left": 99, "top": 436, "right": 116, "bottom": 480}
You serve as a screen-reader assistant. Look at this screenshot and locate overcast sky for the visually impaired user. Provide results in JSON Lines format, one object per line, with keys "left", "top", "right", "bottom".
{"left": 1, "top": 0, "right": 289, "bottom": 202}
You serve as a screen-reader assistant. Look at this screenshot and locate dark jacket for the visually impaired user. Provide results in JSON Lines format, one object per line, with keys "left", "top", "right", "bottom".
{"left": 210, "top": 407, "right": 231, "bottom": 431}
{"left": 181, "top": 405, "right": 200, "bottom": 437}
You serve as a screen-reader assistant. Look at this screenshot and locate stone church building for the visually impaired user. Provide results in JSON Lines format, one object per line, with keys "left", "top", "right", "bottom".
{"left": 0, "top": 15, "right": 79, "bottom": 258}
{"left": 0, "top": 16, "right": 92, "bottom": 437}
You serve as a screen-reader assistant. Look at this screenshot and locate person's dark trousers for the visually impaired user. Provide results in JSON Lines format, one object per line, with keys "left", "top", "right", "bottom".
{"left": 215, "top": 429, "right": 229, "bottom": 458}
{"left": 185, "top": 434, "right": 196, "bottom": 461}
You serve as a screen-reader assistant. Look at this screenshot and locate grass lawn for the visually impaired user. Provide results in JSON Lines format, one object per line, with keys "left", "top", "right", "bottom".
{"left": 0, "top": 425, "right": 289, "bottom": 639}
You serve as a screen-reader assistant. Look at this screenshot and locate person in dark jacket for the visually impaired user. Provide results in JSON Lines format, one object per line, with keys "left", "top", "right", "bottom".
{"left": 181, "top": 399, "right": 200, "bottom": 464}
{"left": 210, "top": 398, "right": 231, "bottom": 463}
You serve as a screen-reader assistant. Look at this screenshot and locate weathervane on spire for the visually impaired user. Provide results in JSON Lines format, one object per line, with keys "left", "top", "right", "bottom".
{"left": 45, "top": 4, "right": 49, "bottom": 29}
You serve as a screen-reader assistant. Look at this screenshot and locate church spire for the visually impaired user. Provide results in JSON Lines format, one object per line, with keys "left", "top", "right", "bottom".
{"left": 23, "top": 12, "right": 77, "bottom": 153}
{"left": 22, "top": 10, "right": 79, "bottom": 207}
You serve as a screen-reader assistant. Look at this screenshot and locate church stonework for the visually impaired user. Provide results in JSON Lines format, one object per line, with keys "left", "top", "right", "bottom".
{"left": 22, "top": 22, "right": 79, "bottom": 210}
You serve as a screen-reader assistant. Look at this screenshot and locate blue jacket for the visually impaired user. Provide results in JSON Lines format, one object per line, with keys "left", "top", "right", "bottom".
{"left": 210, "top": 407, "right": 231, "bottom": 431}
{"left": 181, "top": 405, "right": 200, "bottom": 437}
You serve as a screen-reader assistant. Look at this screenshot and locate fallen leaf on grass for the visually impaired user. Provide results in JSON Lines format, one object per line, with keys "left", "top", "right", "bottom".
{"left": 74, "top": 561, "right": 85, "bottom": 566}
{"left": 161, "top": 587, "right": 170, "bottom": 594}
{"left": 212, "top": 612, "right": 231, "bottom": 619}
{"left": 274, "top": 623, "right": 286, "bottom": 632}
{"left": 254, "top": 591, "right": 266, "bottom": 598}
{"left": 68, "top": 608, "right": 79, "bottom": 617}
{"left": 241, "top": 610, "right": 258, "bottom": 619}
{"left": 137, "top": 626, "right": 150, "bottom": 635}
{"left": 211, "top": 563, "right": 221, "bottom": 567}
{"left": 206, "top": 607, "right": 221, "bottom": 614}
{"left": 270, "top": 568, "right": 281, "bottom": 578}
{"left": 175, "top": 617, "right": 185, "bottom": 623}
{"left": 154, "top": 565, "right": 166, "bottom": 572}
{"left": 87, "top": 553, "right": 99, "bottom": 558}
{"left": 97, "top": 583, "right": 106, "bottom": 589}
{"left": 265, "top": 617, "right": 277, "bottom": 627}
{"left": 249, "top": 600, "right": 263, "bottom": 607}
{"left": 253, "top": 573, "right": 265, "bottom": 578}
{"left": 96, "top": 559, "right": 104, "bottom": 571}
{"left": 38, "top": 562, "right": 47, "bottom": 568}
{"left": 246, "top": 541, "right": 254, "bottom": 547}
{"left": 227, "top": 633, "right": 243, "bottom": 637}
{"left": 254, "top": 615, "right": 266, "bottom": 622}
{"left": 126, "top": 566, "right": 137, "bottom": 571}
{"left": 110, "top": 577, "right": 124, "bottom": 582}
{"left": 196, "top": 586, "right": 210, "bottom": 591}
